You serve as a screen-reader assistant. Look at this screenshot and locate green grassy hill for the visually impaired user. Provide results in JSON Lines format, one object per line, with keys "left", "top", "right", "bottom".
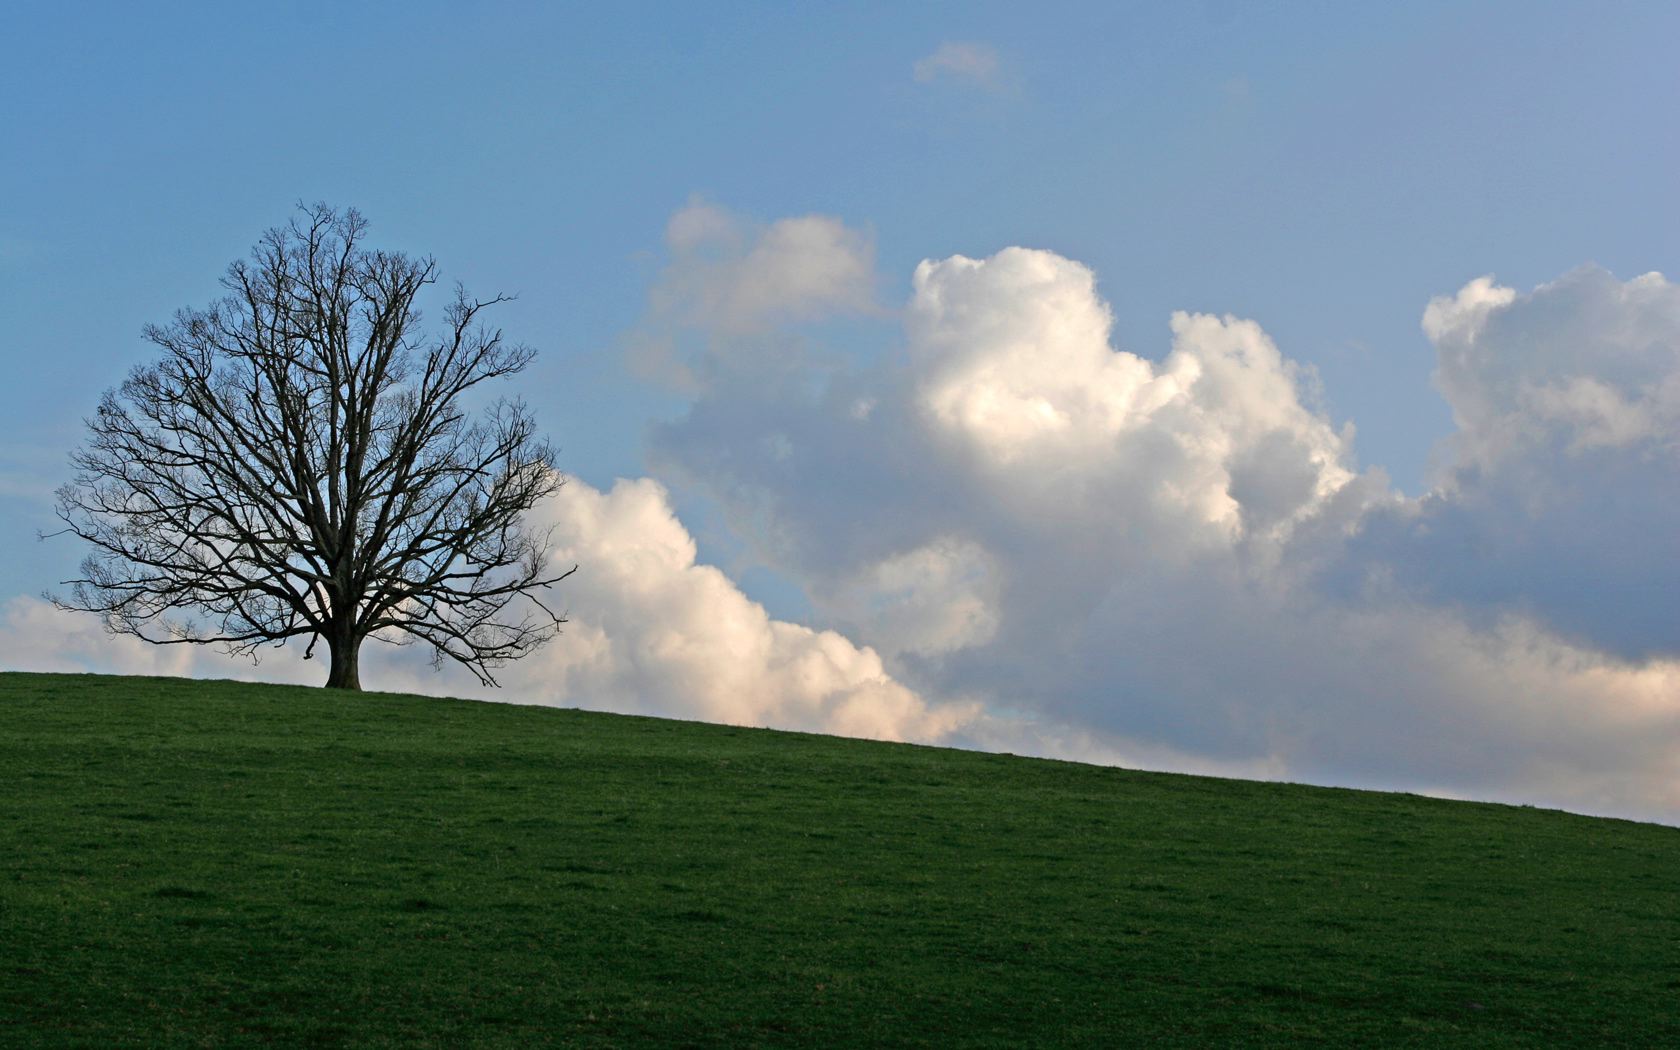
{"left": 2, "top": 672, "right": 1676, "bottom": 1047}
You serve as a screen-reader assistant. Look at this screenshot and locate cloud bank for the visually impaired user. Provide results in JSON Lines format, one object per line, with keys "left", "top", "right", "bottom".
{"left": 11, "top": 203, "right": 1677, "bottom": 824}
{"left": 5, "top": 476, "right": 973, "bottom": 745}
{"left": 643, "top": 209, "right": 1680, "bottom": 822}
{"left": 511, "top": 476, "right": 974, "bottom": 741}
{"left": 1338, "top": 267, "right": 1680, "bottom": 661}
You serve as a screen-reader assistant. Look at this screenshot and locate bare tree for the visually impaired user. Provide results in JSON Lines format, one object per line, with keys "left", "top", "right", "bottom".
{"left": 52, "top": 204, "right": 574, "bottom": 690}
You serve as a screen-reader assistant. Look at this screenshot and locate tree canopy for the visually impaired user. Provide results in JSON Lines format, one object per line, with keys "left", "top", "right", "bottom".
{"left": 53, "top": 204, "right": 573, "bottom": 689}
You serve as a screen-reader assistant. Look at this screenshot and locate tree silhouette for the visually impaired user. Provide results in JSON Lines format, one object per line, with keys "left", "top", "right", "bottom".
{"left": 52, "top": 204, "right": 573, "bottom": 690}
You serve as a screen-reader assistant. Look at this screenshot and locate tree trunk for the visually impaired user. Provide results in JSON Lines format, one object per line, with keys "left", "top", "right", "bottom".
{"left": 324, "top": 629, "right": 363, "bottom": 691}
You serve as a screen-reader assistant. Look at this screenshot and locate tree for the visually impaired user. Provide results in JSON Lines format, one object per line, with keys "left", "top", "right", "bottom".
{"left": 52, "top": 204, "right": 574, "bottom": 690}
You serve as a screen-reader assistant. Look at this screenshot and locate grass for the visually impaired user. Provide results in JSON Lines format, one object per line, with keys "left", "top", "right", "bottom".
{"left": 2, "top": 671, "right": 1677, "bottom": 1047}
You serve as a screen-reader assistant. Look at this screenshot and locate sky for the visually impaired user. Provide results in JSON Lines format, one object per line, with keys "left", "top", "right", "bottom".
{"left": 3, "top": 2, "right": 1678, "bottom": 823}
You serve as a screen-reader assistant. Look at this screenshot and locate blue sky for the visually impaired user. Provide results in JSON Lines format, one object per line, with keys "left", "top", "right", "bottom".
{"left": 4, "top": 2, "right": 1678, "bottom": 821}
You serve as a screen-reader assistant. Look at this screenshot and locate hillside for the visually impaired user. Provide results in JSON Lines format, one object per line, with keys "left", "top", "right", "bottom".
{"left": 3, "top": 672, "right": 1676, "bottom": 1047}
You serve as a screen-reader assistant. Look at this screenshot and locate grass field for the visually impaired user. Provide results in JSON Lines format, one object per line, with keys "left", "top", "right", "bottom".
{"left": 2, "top": 671, "right": 1677, "bottom": 1046}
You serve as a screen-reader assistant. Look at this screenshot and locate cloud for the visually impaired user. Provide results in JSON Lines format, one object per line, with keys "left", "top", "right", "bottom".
{"left": 508, "top": 476, "right": 976, "bottom": 741}
{"left": 4, "top": 477, "right": 977, "bottom": 747}
{"left": 627, "top": 200, "right": 880, "bottom": 392}
{"left": 1419, "top": 268, "right": 1680, "bottom": 462}
{"left": 1, "top": 595, "right": 205, "bottom": 679}
{"left": 1339, "top": 266, "right": 1680, "bottom": 660}
{"left": 821, "top": 536, "right": 1001, "bottom": 658}
{"left": 912, "top": 42, "right": 1003, "bottom": 88}
{"left": 0, "top": 594, "right": 334, "bottom": 685}
{"left": 653, "top": 200, "right": 877, "bottom": 336}
{"left": 649, "top": 231, "right": 1680, "bottom": 822}
{"left": 17, "top": 206, "right": 1679, "bottom": 823}
{"left": 903, "top": 249, "right": 1358, "bottom": 544}
{"left": 653, "top": 247, "right": 1368, "bottom": 598}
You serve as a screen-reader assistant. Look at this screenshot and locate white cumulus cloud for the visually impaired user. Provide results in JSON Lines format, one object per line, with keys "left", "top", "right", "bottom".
{"left": 1426, "top": 267, "right": 1678, "bottom": 464}
{"left": 651, "top": 200, "right": 877, "bottom": 338}
{"left": 16, "top": 200, "right": 1679, "bottom": 824}
{"left": 511, "top": 476, "right": 976, "bottom": 741}
{"left": 629, "top": 200, "right": 880, "bottom": 392}
{"left": 648, "top": 224, "right": 1680, "bottom": 822}
{"left": 1340, "top": 266, "right": 1680, "bottom": 660}
{"left": 904, "top": 249, "right": 1358, "bottom": 548}
{"left": 820, "top": 536, "right": 1001, "bottom": 658}
{"left": 3, "top": 478, "right": 977, "bottom": 747}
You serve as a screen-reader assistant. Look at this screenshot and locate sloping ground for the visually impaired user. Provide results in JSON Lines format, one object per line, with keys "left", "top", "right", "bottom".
{"left": 2, "top": 671, "right": 1676, "bottom": 1047}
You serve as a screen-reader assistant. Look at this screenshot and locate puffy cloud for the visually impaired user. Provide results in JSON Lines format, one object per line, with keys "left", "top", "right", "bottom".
{"left": 628, "top": 200, "right": 880, "bottom": 392}
{"left": 1340, "top": 266, "right": 1680, "bottom": 660}
{"left": 904, "top": 249, "right": 1358, "bottom": 547}
{"left": 912, "top": 41, "right": 1002, "bottom": 87}
{"left": 650, "top": 232, "right": 1680, "bottom": 822}
{"left": 18, "top": 208, "right": 1679, "bottom": 823}
{"left": 1426, "top": 267, "right": 1679, "bottom": 462}
{"left": 654, "top": 247, "right": 1365, "bottom": 599}
{"left": 820, "top": 537, "right": 1001, "bottom": 658}
{"left": 3, "top": 478, "right": 976, "bottom": 747}
{"left": 648, "top": 200, "right": 876, "bottom": 338}
{"left": 512, "top": 476, "right": 976, "bottom": 741}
